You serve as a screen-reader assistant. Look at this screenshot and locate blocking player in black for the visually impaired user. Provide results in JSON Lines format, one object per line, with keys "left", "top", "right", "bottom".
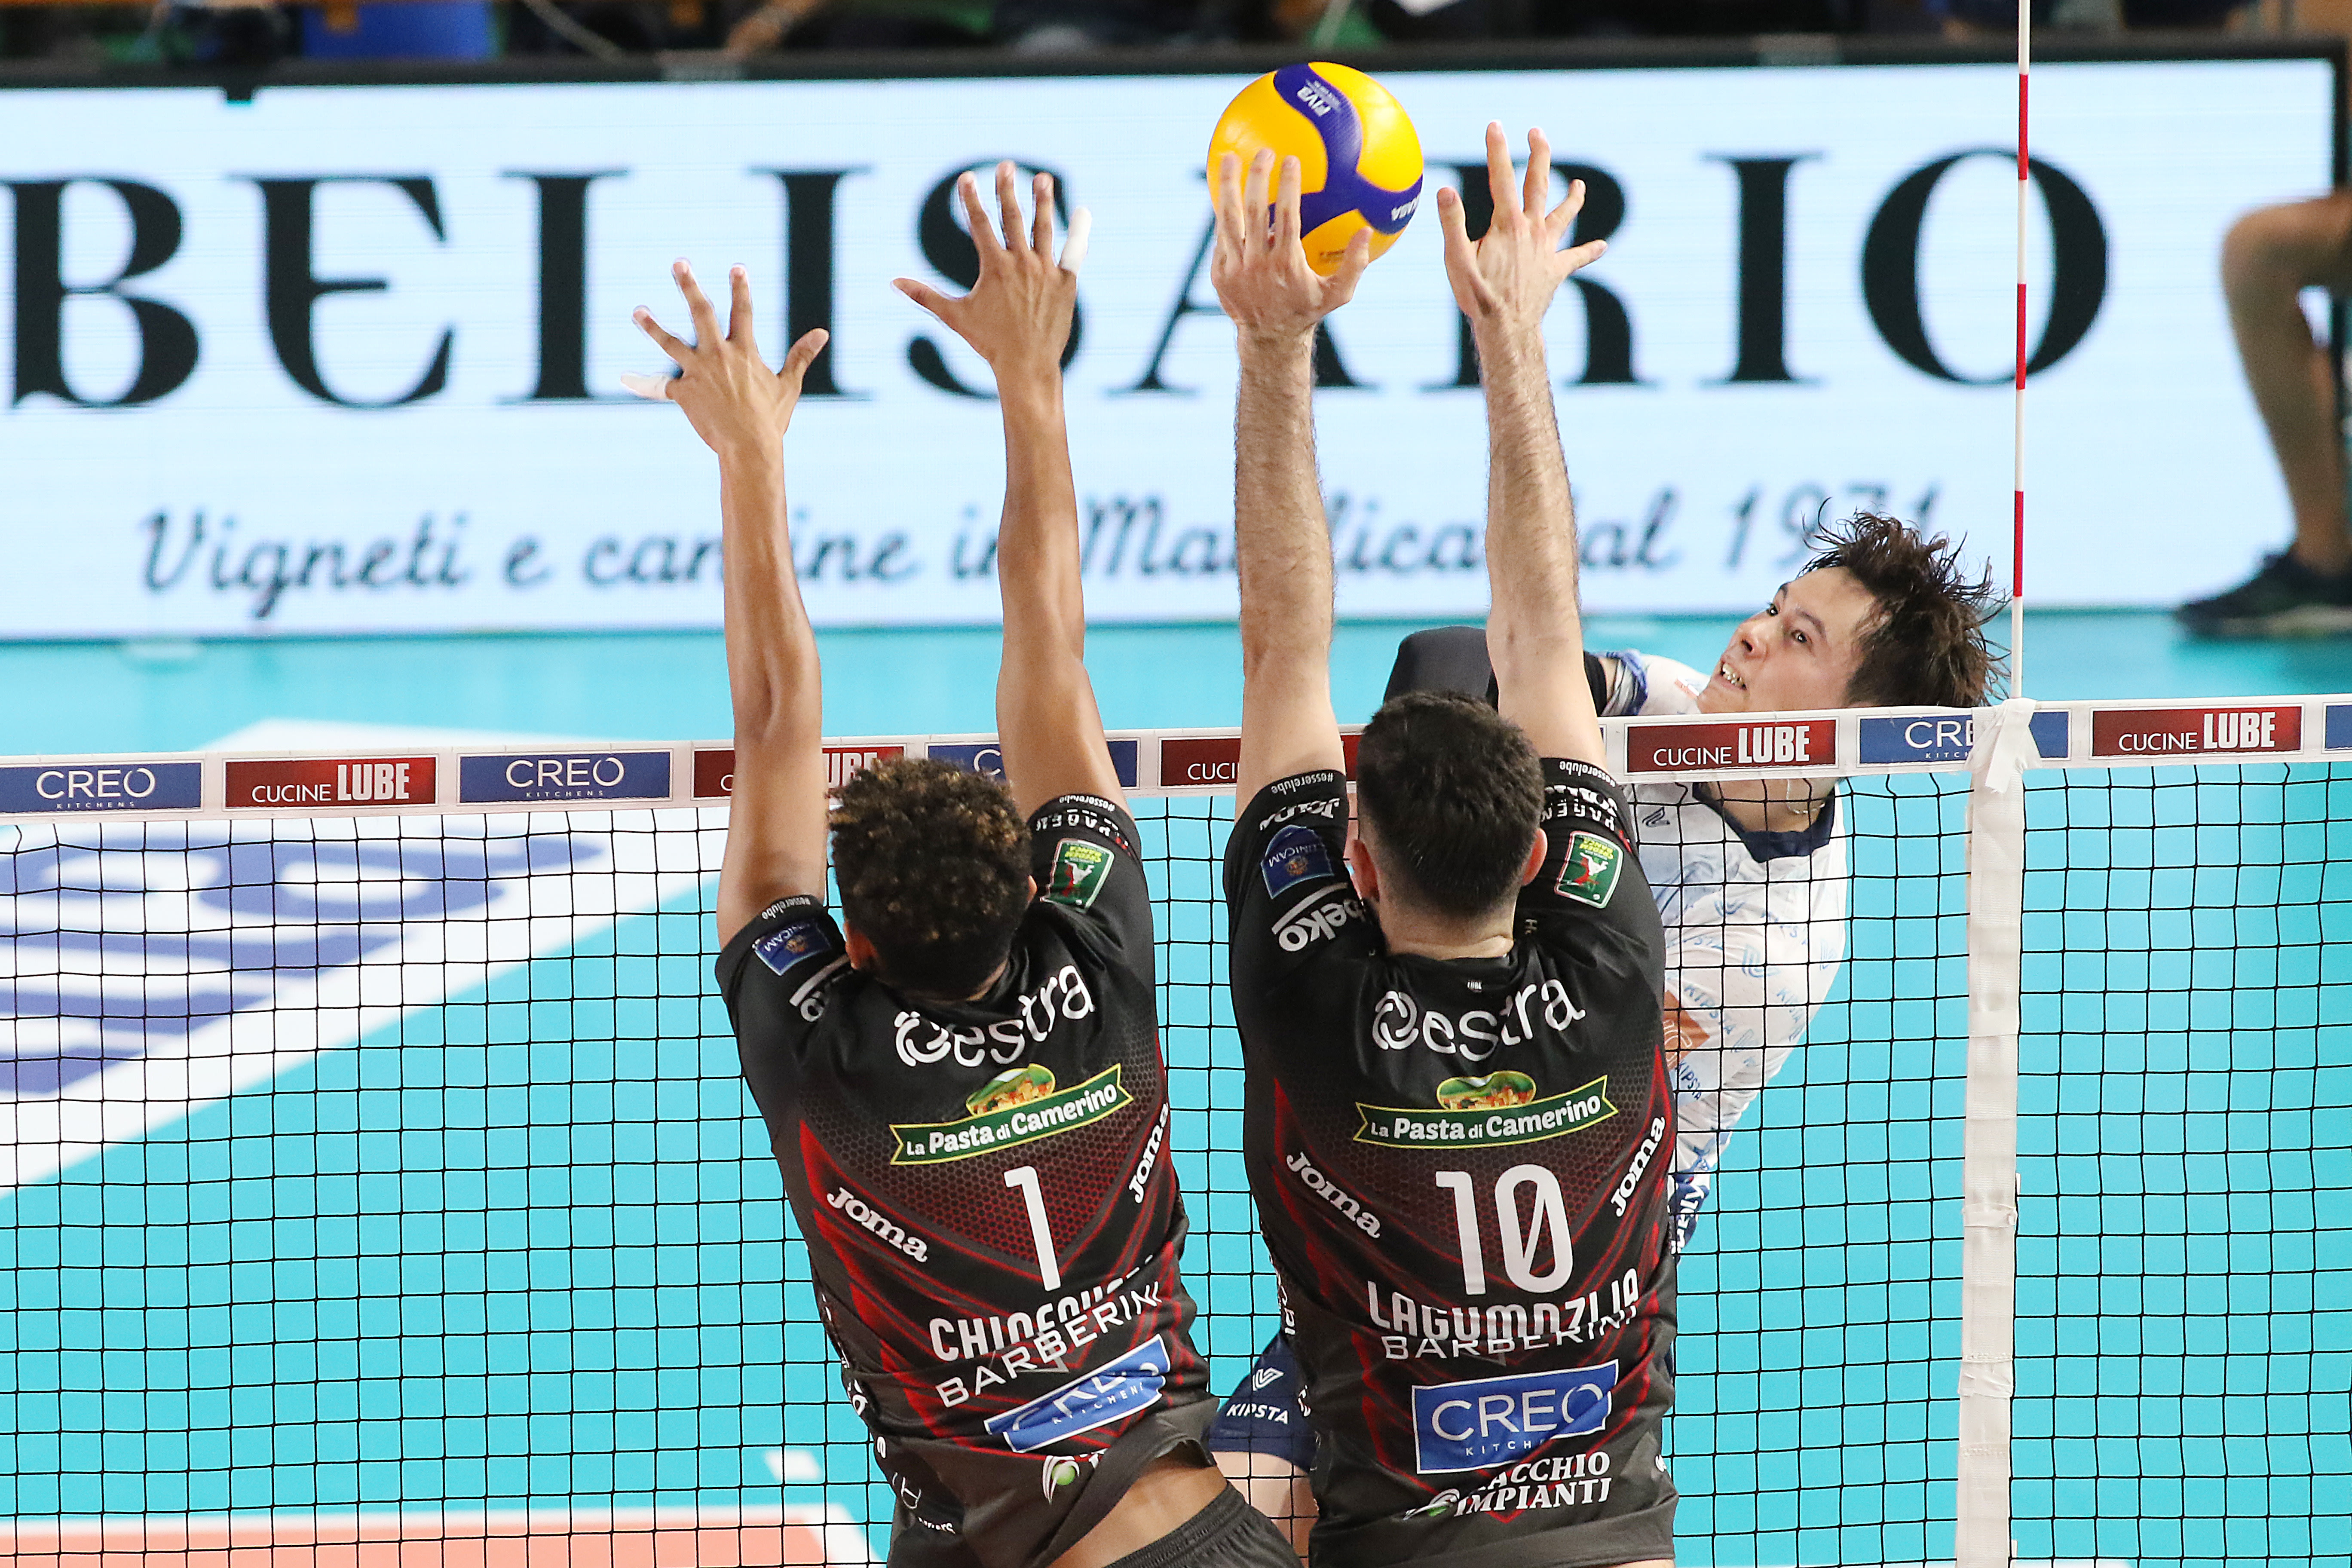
{"left": 638, "top": 167, "right": 1292, "bottom": 1568}
{"left": 1209, "top": 133, "right": 1677, "bottom": 1568}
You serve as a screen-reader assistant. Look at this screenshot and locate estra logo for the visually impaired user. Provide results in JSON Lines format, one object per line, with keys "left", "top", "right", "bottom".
{"left": 1628, "top": 718, "right": 1837, "bottom": 774}
{"left": 692, "top": 746, "right": 903, "bottom": 799}
{"left": 227, "top": 756, "right": 435, "bottom": 808}
{"left": 2092, "top": 706, "right": 2302, "bottom": 758}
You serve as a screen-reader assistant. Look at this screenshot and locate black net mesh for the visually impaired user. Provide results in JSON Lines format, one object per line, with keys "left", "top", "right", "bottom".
{"left": 0, "top": 771, "right": 2343, "bottom": 1568}
{"left": 2014, "top": 763, "right": 2352, "bottom": 1568}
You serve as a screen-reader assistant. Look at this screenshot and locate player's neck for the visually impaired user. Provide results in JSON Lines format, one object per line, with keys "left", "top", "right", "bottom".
{"left": 1374, "top": 897, "right": 1516, "bottom": 962}
{"left": 1703, "top": 775, "right": 1832, "bottom": 837}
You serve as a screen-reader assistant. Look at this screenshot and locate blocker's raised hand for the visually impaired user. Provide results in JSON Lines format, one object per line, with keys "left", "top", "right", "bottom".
{"left": 630, "top": 260, "right": 827, "bottom": 460}
{"left": 1436, "top": 122, "right": 1608, "bottom": 341}
{"left": 895, "top": 163, "right": 1088, "bottom": 387}
{"left": 1210, "top": 149, "right": 1371, "bottom": 345}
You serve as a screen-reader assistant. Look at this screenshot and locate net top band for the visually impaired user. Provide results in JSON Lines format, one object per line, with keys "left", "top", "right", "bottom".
{"left": 0, "top": 694, "right": 2345, "bottom": 823}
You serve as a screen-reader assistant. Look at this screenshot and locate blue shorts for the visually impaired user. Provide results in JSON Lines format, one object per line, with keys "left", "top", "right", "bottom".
{"left": 1203, "top": 1333, "right": 1314, "bottom": 1470}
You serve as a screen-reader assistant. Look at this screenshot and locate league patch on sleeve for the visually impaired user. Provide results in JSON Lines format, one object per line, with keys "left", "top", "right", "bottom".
{"left": 1045, "top": 837, "right": 1115, "bottom": 909}
{"left": 1555, "top": 830, "right": 1624, "bottom": 909}
{"left": 754, "top": 917, "right": 836, "bottom": 975}
{"left": 1261, "top": 824, "right": 1335, "bottom": 898}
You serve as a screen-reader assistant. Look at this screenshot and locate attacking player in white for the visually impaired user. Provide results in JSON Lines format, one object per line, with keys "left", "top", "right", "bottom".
{"left": 1207, "top": 516, "right": 2004, "bottom": 1548}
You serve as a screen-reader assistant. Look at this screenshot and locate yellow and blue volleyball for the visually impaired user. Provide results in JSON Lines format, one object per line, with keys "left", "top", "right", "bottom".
{"left": 1208, "top": 63, "right": 1424, "bottom": 277}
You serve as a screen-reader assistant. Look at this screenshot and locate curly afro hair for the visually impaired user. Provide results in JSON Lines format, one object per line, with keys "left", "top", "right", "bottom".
{"left": 830, "top": 757, "right": 1031, "bottom": 998}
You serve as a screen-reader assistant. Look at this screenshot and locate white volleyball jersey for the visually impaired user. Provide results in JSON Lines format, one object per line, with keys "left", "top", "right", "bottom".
{"left": 1600, "top": 651, "right": 1849, "bottom": 1246}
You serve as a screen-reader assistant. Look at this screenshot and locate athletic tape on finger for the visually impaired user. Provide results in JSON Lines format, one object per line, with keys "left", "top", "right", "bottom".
{"left": 1058, "top": 208, "right": 1092, "bottom": 276}
{"left": 619, "top": 372, "right": 672, "bottom": 401}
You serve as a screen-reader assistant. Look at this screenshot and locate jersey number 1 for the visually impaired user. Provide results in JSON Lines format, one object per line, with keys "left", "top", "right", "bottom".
{"left": 1435, "top": 1166, "right": 1574, "bottom": 1295}
{"left": 1004, "top": 1165, "right": 1061, "bottom": 1291}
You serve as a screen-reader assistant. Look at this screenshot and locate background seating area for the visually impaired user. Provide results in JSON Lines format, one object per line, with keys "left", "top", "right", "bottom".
{"left": 0, "top": 0, "right": 2316, "bottom": 70}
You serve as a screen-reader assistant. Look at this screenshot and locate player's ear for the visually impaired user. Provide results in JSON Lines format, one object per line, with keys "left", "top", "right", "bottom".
{"left": 1518, "top": 826, "right": 1549, "bottom": 888}
{"left": 1026, "top": 875, "right": 1038, "bottom": 904}
{"left": 1345, "top": 836, "right": 1381, "bottom": 904}
{"left": 843, "top": 924, "right": 882, "bottom": 974}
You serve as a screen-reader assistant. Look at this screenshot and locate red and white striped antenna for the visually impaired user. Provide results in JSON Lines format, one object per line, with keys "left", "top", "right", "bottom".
{"left": 2011, "top": 4, "right": 2032, "bottom": 696}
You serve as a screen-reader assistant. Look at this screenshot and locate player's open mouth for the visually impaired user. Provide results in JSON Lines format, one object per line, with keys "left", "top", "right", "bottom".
{"left": 1716, "top": 661, "right": 1745, "bottom": 690}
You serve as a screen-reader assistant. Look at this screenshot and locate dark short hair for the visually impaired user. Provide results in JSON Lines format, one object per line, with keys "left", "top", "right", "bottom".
{"left": 830, "top": 757, "right": 1031, "bottom": 998}
{"left": 1355, "top": 691, "right": 1544, "bottom": 922}
{"left": 1802, "top": 513, "right": 2005, "bottom": 708}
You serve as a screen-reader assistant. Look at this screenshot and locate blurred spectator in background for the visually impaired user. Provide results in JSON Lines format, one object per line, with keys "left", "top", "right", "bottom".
{"left": 1929, "top": 0, "right": 2251, "bottom": 28}
{"left": 2176, "top": 194, "right": 2352, "bottom": 637}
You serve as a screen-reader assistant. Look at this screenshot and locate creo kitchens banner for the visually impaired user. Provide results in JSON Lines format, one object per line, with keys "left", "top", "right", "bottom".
{"left": 0, "top": 55, "right": 2334, "bottom": 635}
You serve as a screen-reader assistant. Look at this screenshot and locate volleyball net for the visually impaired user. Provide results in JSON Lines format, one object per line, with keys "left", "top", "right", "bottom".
{"left": 0, "top": 699, "right": 2345, "bottom": 1568}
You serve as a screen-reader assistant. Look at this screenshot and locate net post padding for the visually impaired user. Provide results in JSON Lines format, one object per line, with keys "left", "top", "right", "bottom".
{"left": 1957, "top": 697, "right": 2034, "bottom": 1568}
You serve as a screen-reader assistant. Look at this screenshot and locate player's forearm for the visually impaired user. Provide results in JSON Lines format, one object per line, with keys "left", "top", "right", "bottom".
{"left": 993, "top": 371, "right": 1085, "bottom": 667}
{"left": 1234, "top": 331, "right": 1333, "bottom": 670}
{"left": 719, "top": 445, "right": 821, "bottom": 749}
{"left": 1477, "top": 327, "right": 1584, "bottom": 669}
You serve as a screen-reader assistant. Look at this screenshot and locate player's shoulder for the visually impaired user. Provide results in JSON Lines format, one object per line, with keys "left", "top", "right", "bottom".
{"left": 1599, "top": 649, "right": 1708, "bottom": 717}
{"left": 716, "top": 894, "right": 858, "bottom": 1025}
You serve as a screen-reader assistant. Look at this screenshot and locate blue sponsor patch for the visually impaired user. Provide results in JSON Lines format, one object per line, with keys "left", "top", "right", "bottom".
{"left": 929, "top": 742, "right": 1004, "bottom": 780}
{"left": 753, "top": 919, "right": 833, "bottom": 976}
{"left": 0, "top": 761, "right": 203, "bottom": 815}
{"left": 2328, "top": 705, "right": 2352, "bottom": 750}
{"left": 1856, "top": 711, "right": 2069, "bottom": 765}
{"left": 933, "top": 740, "right": 1136, "bottom": 787}
{"left": 1410, "top": 1360, "right": 1617, "bottom": 1475}
{"left": 1260, "top": 824, "right": 1333, "bottom": 897}
{"left": 983, "top": 1335, "right": 1170, "bottom": 1454}
{"left": 459, "top": 751, "right": 671, "bottom": 804}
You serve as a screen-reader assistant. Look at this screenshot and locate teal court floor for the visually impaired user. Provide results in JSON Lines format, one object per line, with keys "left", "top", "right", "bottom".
{"left": 3, "top": 610, "right": 2352, "bottom": 757}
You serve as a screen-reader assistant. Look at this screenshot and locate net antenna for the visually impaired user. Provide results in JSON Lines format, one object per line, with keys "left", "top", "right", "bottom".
{"left": 2010, "top": 6, "right": 2031, "bottom": 697}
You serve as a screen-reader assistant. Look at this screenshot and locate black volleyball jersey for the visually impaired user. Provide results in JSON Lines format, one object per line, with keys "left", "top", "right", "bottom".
{"left": 1225, "top": 762, "right": 1678, "bottom": 1568}
{"left": 720, "top": 795, "right": 1213, "bottom": 1568}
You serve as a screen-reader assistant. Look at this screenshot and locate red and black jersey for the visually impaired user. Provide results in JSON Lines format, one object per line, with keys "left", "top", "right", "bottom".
{"left": 1224, "top": 762, "right": 1678, "bottom": 1568}
{"left": 720, "top": 795, "right": 1213, "bottom": 1568}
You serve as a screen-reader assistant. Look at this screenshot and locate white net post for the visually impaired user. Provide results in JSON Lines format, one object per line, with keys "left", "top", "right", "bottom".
{"left": 1957, "top": 700, "right": 2034, "bottom": 1568}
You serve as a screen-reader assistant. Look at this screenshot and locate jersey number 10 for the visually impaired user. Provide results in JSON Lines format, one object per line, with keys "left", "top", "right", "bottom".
{"left": 1434, "top": 1167, "right": 1574, "bottom": 1295}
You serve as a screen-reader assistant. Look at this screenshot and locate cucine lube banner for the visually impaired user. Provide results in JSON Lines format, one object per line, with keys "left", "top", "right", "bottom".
{"left": 0, "top": 58, "right": 2331, "bottom": 635}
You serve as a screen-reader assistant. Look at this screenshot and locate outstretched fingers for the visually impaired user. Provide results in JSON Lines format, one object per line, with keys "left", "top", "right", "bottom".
{"left": 892, "top": 277, "right": 956, "bottom": 322}
{"left": 675, "top": 259, "right": 720, "bottom": 349}
{"left": 1547, "top": 177, "right": 1587, "bottom": 245}
{"left": 1522, "top": 128, "right": 1553, "bottom": 220}
{"left": 1483, "top": 122, "right": 1517, "bottom": 229}
{"left": 1323, "top": 228, "right": 1374, "bottom": 306}
{"left": 1030, "top": 170, "right": 1055, "bottom": 257}
{"left": 1211, "top": 152, "right": 1245, "bottom": 270}
{"left": 1246, "top": 148, "right": 1277, "bottom": 257}
{"left": 777, "top": 327, "right": 830, "bottom": 387}
{"left": 959, "top": 171, "right": 1002, "bottom": 263}
{"left": 726, "top": 265, "right": 755, "bottom": 344}
{"left": 1274, "top": 154, "right": 1304, "bottom": 258}
{"left": 994, "top": 161, "right": 1028, "bottom": 254}
{"left": 634, "top": 305, "right": 690, "bottom": 367}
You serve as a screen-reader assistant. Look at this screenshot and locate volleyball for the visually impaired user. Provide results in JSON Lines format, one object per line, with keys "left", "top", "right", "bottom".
{"left": 1208, "top": 62, "right": 1424, "bottom": 276}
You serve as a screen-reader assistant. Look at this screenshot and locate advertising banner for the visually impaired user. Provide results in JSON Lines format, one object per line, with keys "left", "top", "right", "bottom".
{"left": 0, "top": 56, "right": 2332, "bottom": 635}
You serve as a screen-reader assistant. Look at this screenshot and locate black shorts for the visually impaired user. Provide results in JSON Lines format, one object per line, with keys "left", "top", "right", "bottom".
{"left": 1204, "top": 1333, "right": 1314, "bottom": 1470}
{"left": 1103, "top": 1484, "right": 1298, "bottom": 1568}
